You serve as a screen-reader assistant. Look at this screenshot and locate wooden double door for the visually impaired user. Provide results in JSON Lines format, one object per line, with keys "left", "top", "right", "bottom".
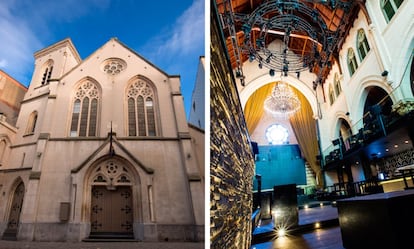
{"left": 90, "top": 186, "right": 133, "bottom": 237}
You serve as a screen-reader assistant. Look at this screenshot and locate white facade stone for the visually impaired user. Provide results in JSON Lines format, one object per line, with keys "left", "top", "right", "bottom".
{"left": 0, "top": 38, "right": 204, "bottom": 242}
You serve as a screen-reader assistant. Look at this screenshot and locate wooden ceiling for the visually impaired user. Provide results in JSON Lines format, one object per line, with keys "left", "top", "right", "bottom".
{"left": 215, "top": 0, "right": 362, "bottom": 86}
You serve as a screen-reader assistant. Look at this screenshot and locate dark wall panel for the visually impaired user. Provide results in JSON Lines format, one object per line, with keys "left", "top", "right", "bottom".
{"left": 210, "top": 2, "right": 256, "bottom": 249}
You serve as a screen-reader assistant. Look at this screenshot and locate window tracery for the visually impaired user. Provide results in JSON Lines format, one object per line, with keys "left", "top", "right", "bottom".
{"left": 91, "top": 160, "right": 132, "bottom": 186}
{"left": 70, "top": 80, "right": 100, "bottom": 137}
{"left": 127, "top": 79, "right": 157, "bottom": 136}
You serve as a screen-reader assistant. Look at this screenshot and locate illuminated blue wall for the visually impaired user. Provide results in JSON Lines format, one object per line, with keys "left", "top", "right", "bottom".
{"left": 253, "top": 144, "right": 306, "bottom": 191}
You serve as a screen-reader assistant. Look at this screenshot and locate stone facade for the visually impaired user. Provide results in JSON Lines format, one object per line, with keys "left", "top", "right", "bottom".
{"left": 0, "top": 70, "right": 27, "bottom": 126}
{"left": 0, "top": 38, "right": 204, "bottom": 242}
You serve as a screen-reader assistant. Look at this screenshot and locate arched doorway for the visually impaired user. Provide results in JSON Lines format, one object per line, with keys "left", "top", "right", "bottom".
{"left": 363, "top": 86, "right": 393, "bottom": 134}
{"left": 2, "top": 181, "right": 25, "bottom": 240}
{"left": 87, "top": 158, "right": 138, "bottom": 239}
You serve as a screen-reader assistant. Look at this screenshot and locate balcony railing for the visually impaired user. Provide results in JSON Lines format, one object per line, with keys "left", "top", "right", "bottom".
{"left": 322, "top": 94, "right": 414, "bottom": 168}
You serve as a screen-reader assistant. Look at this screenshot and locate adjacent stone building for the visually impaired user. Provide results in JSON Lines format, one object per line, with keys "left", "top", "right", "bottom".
{"left": 0, "top": 38, "right": 204, "bottom": 242}
{"left": 0, "top": 70, "right": 27, "bottom": 126}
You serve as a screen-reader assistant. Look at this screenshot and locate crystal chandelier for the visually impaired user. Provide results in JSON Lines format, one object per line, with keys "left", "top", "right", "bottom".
{"left": 264, "top": 80, "right": 301, "bottom": 118}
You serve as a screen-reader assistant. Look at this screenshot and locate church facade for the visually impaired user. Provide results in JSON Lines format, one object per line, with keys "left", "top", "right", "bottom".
{"left": 0, "top": 38, "right": 204, "bottom": 242}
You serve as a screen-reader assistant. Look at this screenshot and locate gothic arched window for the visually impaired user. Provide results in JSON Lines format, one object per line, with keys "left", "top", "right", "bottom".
{"left": 347, "top": 48, "right": 358, "bottom": 76}
{"left": 126, "top": 78, "right": 157, "bottom": 136}
{"left": 357, "top": 29, "right": 370, "bottom": 61}
{"left": 70, "top": 81, "right": 100, "bottom": 137}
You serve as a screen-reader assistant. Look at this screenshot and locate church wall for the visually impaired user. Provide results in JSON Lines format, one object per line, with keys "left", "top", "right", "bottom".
{"left": 0, "top": 169, "right": 31, "bottom": 237}
{"left": 13, "top": 94, "right": 49, "bottom": 146}
{"left": 365, "top": 0, "right": 413, "bottom": 84}
{"left": 36, "top": 41, "right": 183, "bottom": 139}
{"left": 317, "top": 8, "right": 390, "bottom": 155}
{"left": 23, "top": 138, "right": 198, "bottom": 241}
{"left": 0, "top": 38, "right": 204, "bottom": 242}
{"left": 188, "top": 125, "right": 205, "bottom": 239}
{"left": 188, "top": 125, "right": 205, "bottom": 183}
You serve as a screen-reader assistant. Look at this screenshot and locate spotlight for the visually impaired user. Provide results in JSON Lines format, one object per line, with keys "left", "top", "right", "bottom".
{"left": 258, "top": 63, "right": 263, "bottom": 69}
{"left": 266, "top": 54, "right": 272, "bottom": 63}
{"left": 296, "top": 71, "right": 300, "bottom": 78}
{"left": 277, "top": 228, "right": 286, "bottom": 237}
{"left": 269, "top": 69, "right": 275, "bottom": 76}
{"left": 249, "top": 53, "right": 255, "bottom": 62}
{"left": 235, "top": 70, "right": 241, "bottom": 78}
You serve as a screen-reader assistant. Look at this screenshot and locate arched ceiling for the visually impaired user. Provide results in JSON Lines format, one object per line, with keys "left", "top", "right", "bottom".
{"left": 215, "top": 0, "right": 363, "bottom": 87}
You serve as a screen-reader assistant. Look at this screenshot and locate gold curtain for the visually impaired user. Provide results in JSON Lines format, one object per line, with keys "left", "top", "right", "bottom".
{"left": 289, "top": 88, "right": 324, "bottom": 188}
{"left": 244, "top": 83, "right": 274, "bottom": 134}
{"left": 244, "top": 83, "right": 323, "bottom": 188}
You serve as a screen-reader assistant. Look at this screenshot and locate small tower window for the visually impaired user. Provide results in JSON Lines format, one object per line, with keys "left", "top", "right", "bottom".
{"left": 41, "top": 60, "right": 54, "bottom": 85}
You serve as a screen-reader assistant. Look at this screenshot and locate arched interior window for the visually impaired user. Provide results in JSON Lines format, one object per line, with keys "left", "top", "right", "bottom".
{"left": 334, "top": 73, "right": 342, "bottom": 97}
{"left": 70, "top": 81, "right": 100, "bottom": 137}
{"left": 41, "top": 60, "right": 54, "bottom": 85}
{"left": 357, "top": 29, "right": 370, "bottom": 61}
{"left": 265, "top": 124, "right": 289, "bottom": 145}
{"left": 329, "top": 84, "right": 335, "bottom": 105}
{"left": 382, "top": 0, "right": 404, "bottom": 22}
{"left": 126, "top": 79, "right": 157, "bottom": 136}
{"left": 347, "top": 48, "right": 358, "bottom": 76}
{"left": 25, "top": 111, "right": 38, "bottom": 135}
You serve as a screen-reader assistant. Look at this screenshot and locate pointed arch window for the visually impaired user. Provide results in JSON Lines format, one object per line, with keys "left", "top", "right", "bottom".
{"left": 41, "top": 60, "right": 54, "bottom": 85}
{"left": 334, "top": 73, "right": 342, "bottom": 97}
{"left": 381, "top": 0, "right": 404, "bottom": 22}
{"left": 347, "top": 48, "right": 358, "bottom": 77}
{"left": 127, "top": 79, "right": 157, "bottom": 136}
{"left": 70, "top": 81, "right": 100, "bottom": 137}
{"left": 25, "top": 111, "right": 38, "bottom": 135}
{"left": 357, "top": 29, "right": 370, "bottom": 61}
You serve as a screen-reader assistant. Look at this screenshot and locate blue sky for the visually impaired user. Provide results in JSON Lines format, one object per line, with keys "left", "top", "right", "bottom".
{"left": 0, "top": 0, "right": 205, "bottom": 117}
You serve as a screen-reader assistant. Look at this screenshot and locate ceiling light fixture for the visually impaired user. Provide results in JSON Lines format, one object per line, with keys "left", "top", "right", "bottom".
{"left": 220, "top": 0, "right": 353, "bottom": 87}
{"left": 264, "top": 77, "right": 301, "bottom": 118}
{"left": 240, "top": 1, "right": 333, "bottom": 78}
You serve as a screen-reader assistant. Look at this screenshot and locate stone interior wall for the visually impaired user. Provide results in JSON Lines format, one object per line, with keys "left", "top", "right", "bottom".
{"left": 210, "top": 3, "right": 256, "bottom": 249}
